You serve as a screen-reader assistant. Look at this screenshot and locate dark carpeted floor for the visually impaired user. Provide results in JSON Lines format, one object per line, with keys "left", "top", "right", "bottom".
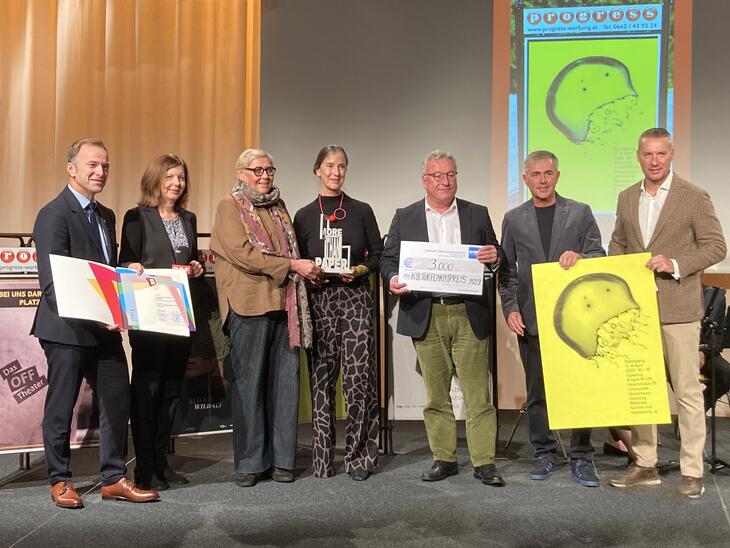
{"left": 2, "top": 412, "right": 730, "bottom": 547}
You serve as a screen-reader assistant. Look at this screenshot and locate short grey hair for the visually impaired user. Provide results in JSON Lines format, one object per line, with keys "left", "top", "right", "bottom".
{"left": 638, "top": 127, "right": 673, "bottom": 150}
{"left": 235, "top": 148, "right": 274, "bottom": 170}
{"left": 421, "top": 150, "right": 457, "bottom": 174}
{"left": 67, "top": 138, "right": 107, "bottom": 164}
{"left": 524, "top": 150, "right": 559, "bottom": 173}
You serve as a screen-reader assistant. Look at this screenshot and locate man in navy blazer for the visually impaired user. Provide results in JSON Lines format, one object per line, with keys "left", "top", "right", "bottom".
{"left": 499, "top": 150, "right": 605, "bottom": 487}
{"left": 32, "top": 138, "right": 158, "bottom": 507}
{"left": 380, "top": 150, "right": 504, "bottom": 486}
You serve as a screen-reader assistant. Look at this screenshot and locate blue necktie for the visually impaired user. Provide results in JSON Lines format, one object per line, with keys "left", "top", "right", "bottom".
{"left": 85, "top": 202, "right": 105, "bottom": 261}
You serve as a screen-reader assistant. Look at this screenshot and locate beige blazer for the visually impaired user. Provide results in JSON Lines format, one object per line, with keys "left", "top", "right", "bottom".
{"left": 210, "top": 195, "right": 292, "bottom": 327}
{"left": 608, "top": 175, "right": 726, "bottom": 324}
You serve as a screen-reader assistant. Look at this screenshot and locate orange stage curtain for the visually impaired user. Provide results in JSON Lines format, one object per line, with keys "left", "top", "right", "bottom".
{"left": 0, "top": 0, "right": 261, "bottom": 236}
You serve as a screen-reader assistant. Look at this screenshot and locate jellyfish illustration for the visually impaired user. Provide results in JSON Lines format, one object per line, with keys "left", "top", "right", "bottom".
{"left": 553, "top": 273, "right": 648, "bottom": 364}
{"left": 546, "top": 57, "right": 638, "bottom": 144}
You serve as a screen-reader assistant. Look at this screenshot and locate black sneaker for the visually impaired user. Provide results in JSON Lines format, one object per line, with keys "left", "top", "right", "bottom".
{"left": 529, "top": 456, "right": 557, "bottom": 480}
{"left": 571, "top": 458, "right": 600, "bottom": 487}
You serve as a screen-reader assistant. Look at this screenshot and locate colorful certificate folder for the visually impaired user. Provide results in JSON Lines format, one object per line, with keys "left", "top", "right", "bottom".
{"left": 49, "top": 254, "right": 195, "bottom": 336}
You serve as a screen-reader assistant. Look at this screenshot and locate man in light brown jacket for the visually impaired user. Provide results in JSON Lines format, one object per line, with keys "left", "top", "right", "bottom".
{"left": 608, "top": 128, "right": 726, "bottom": 498}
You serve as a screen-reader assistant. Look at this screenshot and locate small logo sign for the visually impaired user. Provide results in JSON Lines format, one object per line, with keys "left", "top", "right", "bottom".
{"left": 543, "top": 12, "right": 557, "bottom": 24}
{"left": 644, "top": 7, "right": 659, "bottom": 21}
{"left": 559, "top": 11, "right": 574, "bottom": 24}
{"left": 1, "top": 360, "right": 47, "bottom": 405}
{"left": 609, "top": 8, "right": 624, "bottom": 22}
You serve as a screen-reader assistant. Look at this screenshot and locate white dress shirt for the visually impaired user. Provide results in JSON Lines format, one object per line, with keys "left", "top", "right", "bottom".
{"left": 639, "top": 172, "right": 679, "bottom": 278}
{"left": 425, "top": 198, "right": 460, "bottom": 244}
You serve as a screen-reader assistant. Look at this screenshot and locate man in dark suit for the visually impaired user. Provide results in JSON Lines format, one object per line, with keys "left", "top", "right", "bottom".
{"left": 380, "top": 150, "right": 504, "bottom": 486}
{"left": 499, "top": 150, "right": 605, "bottom": 487}
{"left": 608, "top": 128, "right": 726, "bottom": 498}
{"left": 32, "top": 138, "right": 159, "bottom": 507}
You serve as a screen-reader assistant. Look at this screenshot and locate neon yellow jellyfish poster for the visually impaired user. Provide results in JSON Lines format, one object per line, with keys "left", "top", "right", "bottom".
{"left": 526, "top": 37, "right": 659, "bottom": 213}
{"left": 532, "top": 253, "right": 670, "bottom": 430}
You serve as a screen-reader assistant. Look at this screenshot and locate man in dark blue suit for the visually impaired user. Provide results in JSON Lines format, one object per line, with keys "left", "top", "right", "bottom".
{"left": 380, "top": 150, "right": 504, "bottom": 486}
{"left": 499, "top": 150, "right": 605, "bottom": 487}
{"left": 32, "top": 138, "right": 159, "bottom": 507}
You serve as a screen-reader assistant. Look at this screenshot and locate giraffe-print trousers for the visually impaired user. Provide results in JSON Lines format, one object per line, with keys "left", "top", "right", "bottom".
{"left": 309, "top": 284, "right": 379, "bottom": 477}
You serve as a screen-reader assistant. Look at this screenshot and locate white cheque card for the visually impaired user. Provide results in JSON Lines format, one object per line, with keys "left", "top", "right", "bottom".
{"left": 398, "top": 241, "right": 485, "bottom": 295}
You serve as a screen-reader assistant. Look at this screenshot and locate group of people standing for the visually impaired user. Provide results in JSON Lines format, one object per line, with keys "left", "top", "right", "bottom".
{"left": 31, "top": 139, "right": 385, "bottom": 508}
{"left": 31, "top": 126, "right": 726, "bottom": 509}
{"left": 209, "top": 145, "right": 382, "bottom": 486}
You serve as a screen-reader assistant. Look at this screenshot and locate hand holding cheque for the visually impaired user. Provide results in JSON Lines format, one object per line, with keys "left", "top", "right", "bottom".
{"left": 395, "top": 241, "right": 495, "bottom": 295}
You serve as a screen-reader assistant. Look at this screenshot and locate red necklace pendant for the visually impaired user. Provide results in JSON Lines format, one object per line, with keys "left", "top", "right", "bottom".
{"left": 318, "top": 193, "right": 346, "bottom": 223}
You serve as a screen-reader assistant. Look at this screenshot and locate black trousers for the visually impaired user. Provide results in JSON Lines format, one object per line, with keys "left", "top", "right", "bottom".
{"left": 518, "top": 334, "right": 593, "bottom": 459}
{"left": 129, "top": 331, "right": 191, "bottom": 485}
{"left": 41, "top": 339, "right": 129, "bottom": 486}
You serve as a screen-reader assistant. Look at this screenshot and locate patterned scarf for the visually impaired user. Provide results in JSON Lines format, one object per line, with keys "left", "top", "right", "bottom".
{"left": 231, "top": 182, "right": 313, "bottom": 349}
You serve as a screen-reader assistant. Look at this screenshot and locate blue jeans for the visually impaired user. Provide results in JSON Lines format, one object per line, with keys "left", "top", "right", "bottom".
{"left": 227, "top": 310, "right": 300, "bottom": 473}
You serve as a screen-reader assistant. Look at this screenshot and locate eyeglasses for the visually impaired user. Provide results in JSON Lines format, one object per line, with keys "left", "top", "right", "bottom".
{"left": 243, "top": 166, "right": 277, "bottom": 177}
{"left": 424, "top": 171, "right": 457, "bottom": 181}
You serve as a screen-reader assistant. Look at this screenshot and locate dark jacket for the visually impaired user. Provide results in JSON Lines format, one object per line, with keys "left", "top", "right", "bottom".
{"left": 118, "top": 205, "right": 199, "bottom": 269}
{"left": 31, "top": 186, "right": 120, "bottom": 346}
{"left": 379, "top": 198, "right": 501, "bottom": 340}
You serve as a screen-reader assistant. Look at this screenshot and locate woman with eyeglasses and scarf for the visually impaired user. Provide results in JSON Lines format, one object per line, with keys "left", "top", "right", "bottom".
{"left": 210, "top": 149, "right": 323, "bottom": 488}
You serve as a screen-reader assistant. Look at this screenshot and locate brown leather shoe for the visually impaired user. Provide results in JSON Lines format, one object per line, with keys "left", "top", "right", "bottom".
{"left": 609, "top": 464, "right": 661, "bottom": 488}
{"left": 101, "top": 478, "right": 160, "bottom": 503}
{"left": 51, "top": 480, "right": 83, "bottom": 508}
{"left": 678, "top": 475, "right": 705, "bottom": 499}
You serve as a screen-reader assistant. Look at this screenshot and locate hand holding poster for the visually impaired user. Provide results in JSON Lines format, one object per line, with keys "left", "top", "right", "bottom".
{"left": 49, "top": 254, "right": 194, "bottom": 336}
{"left": 532, "top": 252, "right": 670, "bottom": 430}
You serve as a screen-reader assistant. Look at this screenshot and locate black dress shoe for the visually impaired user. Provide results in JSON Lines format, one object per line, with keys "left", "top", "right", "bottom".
{"left": 234, "top": 473, "right": 258, "bottom": 488}
{"left": 474, "top": 464, "right": 505, "bottom": 486}
{"left": 150, "top": 475, "right": 170, "bottom": 491}
{"left": 160, "top": 467, "right": 189, "bottom": 485}
{"left": 350, "top": 469, "right": 370, "bottom": 481}
{"left": 421, "top": 460, "right": 459, "bottom": 481}
{"left": 271, "top": 467, "right": 295, "bottom": 483}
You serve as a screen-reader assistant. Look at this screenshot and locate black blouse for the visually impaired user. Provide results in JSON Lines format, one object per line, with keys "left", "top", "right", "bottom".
{"left": 293, "top": 194, "right": 383, "bottom": 287}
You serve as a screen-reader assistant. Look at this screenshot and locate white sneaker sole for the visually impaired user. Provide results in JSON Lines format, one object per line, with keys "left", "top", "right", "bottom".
{"left": 685, "top": 486, "right": 705, "bottom": 499}
{"left": 609, "top": 478, "right": 662, "bottom": 488}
